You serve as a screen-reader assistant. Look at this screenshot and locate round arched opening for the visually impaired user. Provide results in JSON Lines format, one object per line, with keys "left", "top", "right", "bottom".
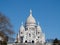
{"left": 25, "top": 40, "right": 27, "bottom": 43}
{"left": 32, "top": 40, "right": 34, "bottom": 43}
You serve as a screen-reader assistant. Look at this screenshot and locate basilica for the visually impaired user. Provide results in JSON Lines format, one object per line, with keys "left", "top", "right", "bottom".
{"left": 15, "top": 9, "right": 45, "bottom": 44}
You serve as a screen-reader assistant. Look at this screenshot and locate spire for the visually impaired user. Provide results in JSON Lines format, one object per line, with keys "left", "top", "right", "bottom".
{"left": 21, "top": 22, "right": 23, "bottom": 25}
{"left": 30, "top": 9, "right": 32, "bottom": 16}
{"left": 38, "top": 22, "right": 39, "bottom": 26}
{"left": 15, "top": 33, "right": 20, "bottom": 43}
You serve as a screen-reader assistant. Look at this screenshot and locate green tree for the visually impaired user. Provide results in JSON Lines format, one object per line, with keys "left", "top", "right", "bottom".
{"left": 0, "top": 13, "right": 15, "bottom": 45}
{"left": 53, "top": 38, "right": 60, "bottom": 45}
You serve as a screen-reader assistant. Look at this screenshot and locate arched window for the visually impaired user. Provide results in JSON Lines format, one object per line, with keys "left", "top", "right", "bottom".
{"left": 25, "top": 40, "right": 27, "bottom": 43}
{"left": 29, "top": 33, "right": 31, "bottom": 37}
{"left": 38, "top": 36, "right": 40, "bottom": 38}
{"left": 21, "top": 32, "right": 23, "bottom": 34}
{"left": 38, "top": 32, "right": 40, "bottom": 34}
{"left": 25, "top": 28, "right": 28, "bottom": 31}
{"left": 32, "top": 40, "right": 34, "bottom": 43}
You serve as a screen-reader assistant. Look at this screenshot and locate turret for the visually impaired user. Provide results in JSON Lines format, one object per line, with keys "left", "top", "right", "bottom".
{"left": 37, "top": 22, "right": 42, "bottom": 32}
{"left": 15, "top": 32, "right": 20, "bottom": 43}
{"left": 20, "top": 22, "right": 25, "bottom": 36}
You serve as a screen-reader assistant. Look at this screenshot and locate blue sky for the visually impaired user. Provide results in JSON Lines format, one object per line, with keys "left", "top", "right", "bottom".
{"left": 0, "top": 0, "right": 60, "bottom": 40}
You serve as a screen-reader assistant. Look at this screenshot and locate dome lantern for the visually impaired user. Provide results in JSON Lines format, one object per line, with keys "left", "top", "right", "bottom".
{"left": 30, "top": 9, "right": 32, "bottom": 16}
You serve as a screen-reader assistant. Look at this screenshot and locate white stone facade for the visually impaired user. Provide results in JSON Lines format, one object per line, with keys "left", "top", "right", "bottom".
{"left": 16, "top": 9, "right": 45, "bottom": 44}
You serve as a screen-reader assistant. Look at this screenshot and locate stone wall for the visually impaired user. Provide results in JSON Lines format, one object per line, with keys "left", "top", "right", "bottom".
{"left": 7, "top": 42, "right": 54, "bottom": 45}
{"left": 7, "top": 43, "right": 45, "bottom": 45}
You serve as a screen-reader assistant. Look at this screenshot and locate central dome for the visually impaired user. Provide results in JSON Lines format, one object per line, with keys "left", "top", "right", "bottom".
{"left": 26, "top": 10, "right": 36, "bottom": 24}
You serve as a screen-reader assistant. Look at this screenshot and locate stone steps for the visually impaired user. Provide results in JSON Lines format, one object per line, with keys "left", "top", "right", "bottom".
{"left": 8, "top": 43, "right": 43, "bottom": 45}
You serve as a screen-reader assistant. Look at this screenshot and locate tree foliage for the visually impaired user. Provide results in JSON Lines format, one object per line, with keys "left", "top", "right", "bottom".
{"left": 53, "top": 38, "right": 60, "bottom": 45}
{"left": 0, "top": 13, "right": 15, "bottom": 43}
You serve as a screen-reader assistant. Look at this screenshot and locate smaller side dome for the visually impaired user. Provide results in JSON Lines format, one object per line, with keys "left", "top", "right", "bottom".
{"left": 37, "top": 22, "right": 42, "bottom": 32}
{"left": 20, "top": 22, "right": 25, "bottom": 32}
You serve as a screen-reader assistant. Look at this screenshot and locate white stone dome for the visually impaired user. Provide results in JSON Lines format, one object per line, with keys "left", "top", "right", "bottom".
{"left": 37, "top": 26, "right": 41, "bottom": 31}
{"left": 37, "top": 22, "right": 42, "bottom": 32}
{"left": 26, "top": 9, "right": 36, "bottom": 24}
{"left": 20, "top": 22, "right": 25, "bottom": 31}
